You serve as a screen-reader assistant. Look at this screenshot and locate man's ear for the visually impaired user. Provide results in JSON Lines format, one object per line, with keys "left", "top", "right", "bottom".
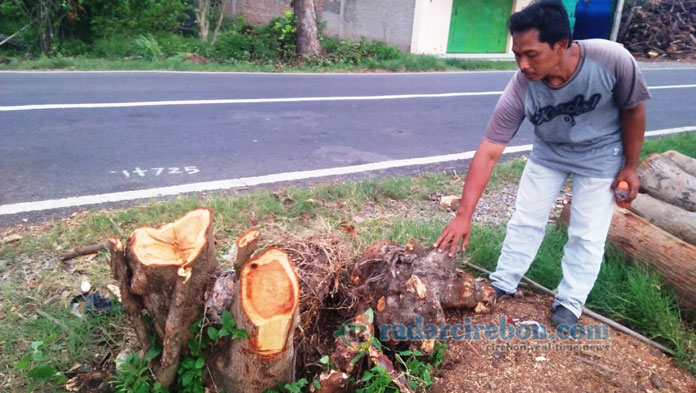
{"left": 554, "top": 39, "right": 569, "bottom": 54}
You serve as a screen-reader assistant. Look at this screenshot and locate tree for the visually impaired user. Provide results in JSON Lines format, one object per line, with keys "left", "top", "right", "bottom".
{"left": 293, "top": 0, "right": 320, "bottom": 55}
{"left": 193, "top": 0, "right": 230, "bottom": 45}
{"left": 11, "top": 0, "right": 75, "bottom": 55}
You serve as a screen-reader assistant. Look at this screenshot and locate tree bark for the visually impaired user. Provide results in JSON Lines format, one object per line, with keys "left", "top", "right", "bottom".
{"left": 195, "top": 0, "right": 212, "bottom": 41}
{"left": 662, "top": 149, "right": 696, "bottom": 177}
{"left": 294, "top": 0, "right": 321, "bottom": 55}
{"left": 629, "top": 193, "right": 696, "bottom": 246}
{"left": 112, "top": 208, "right": 218, "bottom": 387}
{"left": 208, "top": 248, "right": 301, "bottom": 393}
{"left": 559, "top": 203, "right": 696, "bottom": 314}
{"left": 637, "top": 153, "right": 696, "bottom": 212}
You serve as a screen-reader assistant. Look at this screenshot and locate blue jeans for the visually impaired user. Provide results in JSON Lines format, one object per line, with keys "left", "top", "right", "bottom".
{"left": 489, "top": 159, "right": 616, "bottom": 318}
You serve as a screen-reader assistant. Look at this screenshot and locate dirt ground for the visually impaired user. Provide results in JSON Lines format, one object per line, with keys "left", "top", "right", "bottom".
{"left": 433, "top": 292, "right": 696, "bottom": 393}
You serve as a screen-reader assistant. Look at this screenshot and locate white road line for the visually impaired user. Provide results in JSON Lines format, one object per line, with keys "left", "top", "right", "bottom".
{"left": 1, "top": 126, "right": 694, "bottom": 216}
{"left": 648, "top": 84, "right": 696, "bottom": 90}
{"left": 1, "top": 84, "right": 695, "bottom": 112}
{"left": 0, "top": 91, "right": 502, "bottom": 112}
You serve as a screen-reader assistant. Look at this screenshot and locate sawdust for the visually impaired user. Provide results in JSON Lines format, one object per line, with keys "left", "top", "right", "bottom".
{"left": 433, "top": 292, "right": 696, "bottom": 393}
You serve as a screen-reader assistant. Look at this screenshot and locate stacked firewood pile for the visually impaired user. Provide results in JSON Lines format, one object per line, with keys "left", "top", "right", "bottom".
{"left": 619, "top": 0, "right": 696, "bottom": 60}
{"left": 560, "top": 150, "right": 696, "bottom": 317}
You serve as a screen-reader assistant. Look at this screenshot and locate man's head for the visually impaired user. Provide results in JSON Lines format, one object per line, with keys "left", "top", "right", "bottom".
{"left": 509, "top": 0, "right": 572, "bottom": 81}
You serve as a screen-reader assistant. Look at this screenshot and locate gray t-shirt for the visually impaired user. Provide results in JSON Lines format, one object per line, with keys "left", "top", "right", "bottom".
{"left": 483, "top": 39, "right": 651, "bottom": 178}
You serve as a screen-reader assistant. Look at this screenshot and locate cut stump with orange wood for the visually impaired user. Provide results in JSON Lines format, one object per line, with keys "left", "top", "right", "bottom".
{"left": 208, "top": 248, "right": 301, "bottom": 393}
{"left": 110, "top": 208, "right": 218, "bottom": 387}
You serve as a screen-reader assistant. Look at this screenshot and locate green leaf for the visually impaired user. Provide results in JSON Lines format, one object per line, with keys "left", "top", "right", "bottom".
{"left": 27, "top": 364, "right": 55, "bottom": 379}
{"left": 313, "top": 379, "right": 321, "bottom": 389}
{"left": 218, "top": 327, "right": 230, "bottom": 338}
{"left": 207, "top": 327, "right": 219, "bottom": 340}
{"left": 189, "top": 319, "right": 203, "bottom": 334}
{"left": 350, "top": 351, "right": 365, "bottom": 364}
{"left": 195, "top": 357, "right": 205, "bottom": 369}
{"left": 14, "top": 353, "right": 32, "bottom": 370}
{"left": 181, "top": 357, "right": 195, "bottom": 369}
{"left": 319, "top": 355, "right": 329, "bottom": 365}
{"left": 409, "top": 381, "right": 417, "bottom": 390}
{"left": 145, "top": 346, "right": 162, "bottom": 361}
{"left": 30, "top": 341, "right": 43, "bottom": 351}
{"left": 153, "top": 382, "right": 169, "bottom": 393}
{"left": 364, "top": 308, "right": 374, "bottom": 323}
{"left": 189, "top": 338, "right": 201, "bottom": 356}
{"left": 412, "top": 350, "right": 423, "bottom": 357}
{"left": 362, "top": 371, "right": 373, "bottom": 381}
{"left": 51, "top": 373, "right": 69, "bottom": 385}
{"left": 31, "top": 351, "right": 44, "bottom": 362}
{"left": 399, "top": 350, "right": 413, "bottom": 357}
{"left": 181, "top": 369, "right": 195, "bottom": 386}
{"left": 43, "top": 333, "right": 58, "bottom": 345}
{"left": 371, "top": 338, "right": 382, "bottom": 351}
{"left": 221, "top": 310, "right": 236, "bottom": 331}
{"left": 135, "top": 381, "right": 150, "bottom": 393}
{"left": 232, "top": 329, "right": 249, "bottom": 339}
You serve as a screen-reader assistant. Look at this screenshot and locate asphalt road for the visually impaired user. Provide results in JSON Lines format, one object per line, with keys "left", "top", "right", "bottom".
{"left": 1, "top": 68, "right": 695, "bottom": 222}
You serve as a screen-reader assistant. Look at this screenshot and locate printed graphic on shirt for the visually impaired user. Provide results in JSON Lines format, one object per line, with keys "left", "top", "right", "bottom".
{"left": 530, "top": 93, "right": 602, "bottom": 126}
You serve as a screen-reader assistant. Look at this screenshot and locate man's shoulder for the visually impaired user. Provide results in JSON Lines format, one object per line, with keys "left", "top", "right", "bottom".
{"left": 579, "top": 39, "right": 635, "bottom": 70}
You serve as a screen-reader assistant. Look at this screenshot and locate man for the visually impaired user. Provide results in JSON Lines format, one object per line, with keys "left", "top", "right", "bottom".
{"left": 433, "top": 0, "right": 650, "bottom": 327}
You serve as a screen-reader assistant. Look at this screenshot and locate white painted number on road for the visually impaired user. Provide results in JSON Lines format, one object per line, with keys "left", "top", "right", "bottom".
{"left": 111, "top": 166, "right": 200, "bottom": 178}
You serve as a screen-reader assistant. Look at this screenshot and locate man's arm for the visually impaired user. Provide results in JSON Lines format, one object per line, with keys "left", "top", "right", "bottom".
{"left": 612, "top": 103, "right": 646, "bottom": 206}
{"left": 434, "top": 140, "right": 506, "bottom": 256}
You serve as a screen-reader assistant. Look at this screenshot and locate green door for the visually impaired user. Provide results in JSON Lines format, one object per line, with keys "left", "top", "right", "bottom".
{"left": 447, "top": 0, "right": 513, "bottom": 53}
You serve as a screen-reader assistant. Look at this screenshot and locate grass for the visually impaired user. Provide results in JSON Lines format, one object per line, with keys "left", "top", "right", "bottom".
{"left": 1, "top": 134, "right": 695, "bottom": 391}
{"left": 0, "top": 54, "right": 517, "bottom": 73}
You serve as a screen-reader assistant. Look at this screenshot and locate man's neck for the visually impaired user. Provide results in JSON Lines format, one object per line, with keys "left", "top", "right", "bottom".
{"left": 544, "top": 43, "right": 580, "bottom": 87}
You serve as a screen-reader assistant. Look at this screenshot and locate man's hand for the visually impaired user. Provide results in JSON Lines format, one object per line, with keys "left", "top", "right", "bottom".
{"left": 434, "top": 215, "right": 472, "bottom": 257}
{"left": 612, "top": 166, "right": 640, "bottom": 208}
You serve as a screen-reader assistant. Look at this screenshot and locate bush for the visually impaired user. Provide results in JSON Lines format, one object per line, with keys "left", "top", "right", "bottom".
{"left": 320, "top": 36, "right": 404, "bottom": 65}
{"left": 54, "top": 40, "right": 91, "bottom": 57}
{"left": 87, "top": 0, "right": 190, "bottom": 39}
{"left": 135, "top": 35, "right": 164, "bottom": 60}
{"left": 91, "top": 35, "right": 139, "bottom": 58}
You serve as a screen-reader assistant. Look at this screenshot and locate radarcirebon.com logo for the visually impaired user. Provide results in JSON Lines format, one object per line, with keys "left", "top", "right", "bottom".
{"left": 334, "top": 310, "right": 374, "bottom": 351}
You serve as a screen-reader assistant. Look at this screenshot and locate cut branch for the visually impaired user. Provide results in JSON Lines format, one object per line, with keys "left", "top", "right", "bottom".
{"left": 234, "top": 227, "right": 260, "bottom": 271}
{"left": 60, "top": 240, "right": 113, "bottom": 261}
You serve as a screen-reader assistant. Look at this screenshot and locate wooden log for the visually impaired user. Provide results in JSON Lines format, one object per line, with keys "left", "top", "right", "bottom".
{"left": 559, "top": 203, "right": 696, "bottom": 314}
{"left": 114, "top": 208, "right": 218, "bottom": 387}
{"left": 234, "top": 227, "right": 260, "bottom": 271}
{"left": 662, "top": 150, "right": 696, "bottom": 177}
{"left": 637, "top": 153, "right": 696, "bottom": 212}
{"left": 629, "top": 193, "right": 696, "bottom": 246}
{"left": 209, "top": 248, "right": 300, "bottom": 393}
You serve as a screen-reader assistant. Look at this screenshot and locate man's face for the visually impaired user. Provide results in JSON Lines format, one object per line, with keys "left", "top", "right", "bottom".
{"left": 512, "top": 29, "right": 566, "bottom": 81}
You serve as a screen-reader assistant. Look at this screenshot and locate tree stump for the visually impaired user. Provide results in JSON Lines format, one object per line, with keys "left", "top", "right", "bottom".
{"left": 112, "top": 208, "right": 218, "bottom": 387}
{"left": 351, "top": 240, "right": 495, "bottom": 349}
{"left": 208, "top": 248, "right": 301, "bottom": 393}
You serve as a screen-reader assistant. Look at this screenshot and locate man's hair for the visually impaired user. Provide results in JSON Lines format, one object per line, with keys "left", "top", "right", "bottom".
{"left": 508, "top": 0, "right": 571, "bottom": 48}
